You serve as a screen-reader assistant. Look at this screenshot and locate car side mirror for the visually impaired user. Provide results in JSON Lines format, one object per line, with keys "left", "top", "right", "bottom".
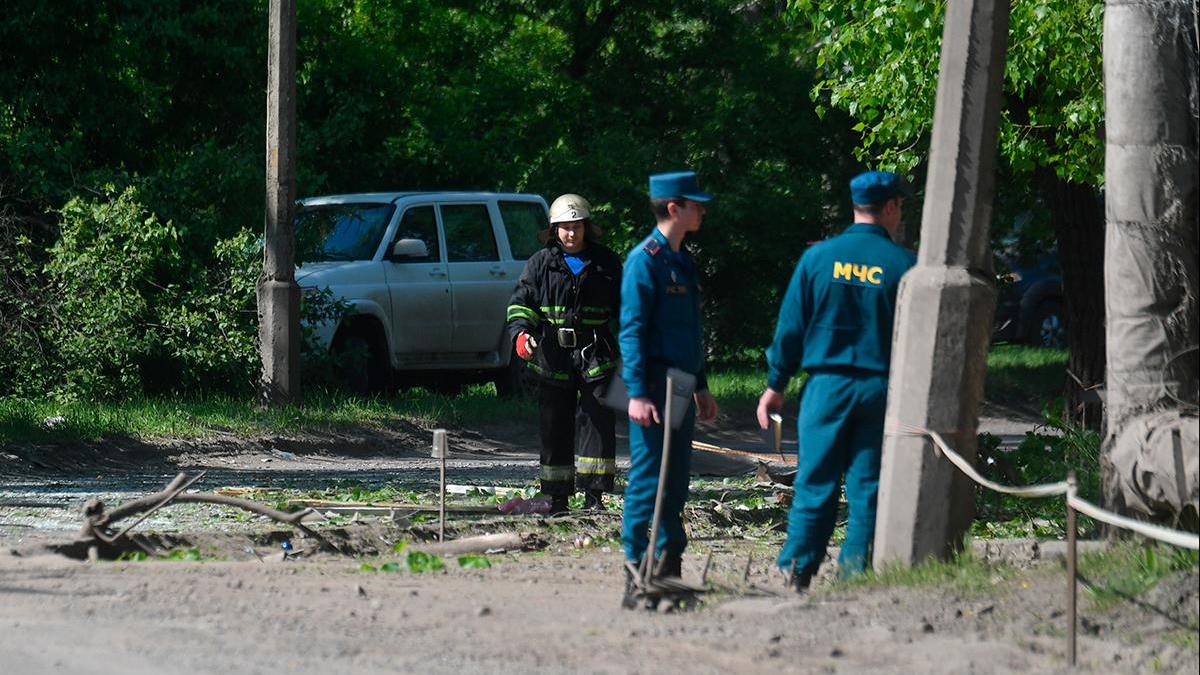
{"left": 391, "top": 238, "right": 429, "bottom": 259}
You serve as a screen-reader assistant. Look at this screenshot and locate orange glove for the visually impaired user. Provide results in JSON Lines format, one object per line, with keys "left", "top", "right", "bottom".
{"left": 516, "top": 332, "right": 538, "bottom": 361}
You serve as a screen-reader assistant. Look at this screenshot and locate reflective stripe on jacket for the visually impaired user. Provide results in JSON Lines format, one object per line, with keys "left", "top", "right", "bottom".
{"left": 507, "top": 243, "right": 622, "bottom": 385}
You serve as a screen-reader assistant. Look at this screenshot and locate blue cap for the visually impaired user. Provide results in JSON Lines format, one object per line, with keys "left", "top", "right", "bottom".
{"left": 849, "top": 170, "right": 913, "bottom": 206}
{"left": 649, "top": 171, "right": 712, "bottom": 202}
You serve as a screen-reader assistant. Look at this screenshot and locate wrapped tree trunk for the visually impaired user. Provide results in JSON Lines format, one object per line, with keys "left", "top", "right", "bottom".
{"left": 1102, "top": 0, "right": 1199, "bottom": 528}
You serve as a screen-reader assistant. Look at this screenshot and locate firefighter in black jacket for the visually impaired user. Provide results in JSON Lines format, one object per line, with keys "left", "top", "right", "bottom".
{"left": 507, "top": 194, "right": 622, "bottom": 514}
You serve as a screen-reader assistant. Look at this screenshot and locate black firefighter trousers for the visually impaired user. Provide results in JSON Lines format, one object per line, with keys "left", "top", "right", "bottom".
{"left": 538, "top": 378, "right": 616, "bottom": 496}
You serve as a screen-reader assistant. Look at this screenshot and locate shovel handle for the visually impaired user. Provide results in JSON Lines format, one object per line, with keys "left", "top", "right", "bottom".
{"left": 642, "top": 375, "right": 675, "bottom": 586}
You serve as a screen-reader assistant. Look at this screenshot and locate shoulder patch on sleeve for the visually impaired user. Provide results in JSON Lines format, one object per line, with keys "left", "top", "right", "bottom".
{"left": 642, "top": 239, "right": 661, "bottom": 255}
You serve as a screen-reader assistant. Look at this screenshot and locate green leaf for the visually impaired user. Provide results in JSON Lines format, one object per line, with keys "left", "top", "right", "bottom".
{"left": 457, "top": 554, "right": 492, "bottom": 569}
{"left": 406, "top": 550, "right": 444, "bottom": 574}
{"left": 380, "top": 561, "right": 401, "bottom": 572}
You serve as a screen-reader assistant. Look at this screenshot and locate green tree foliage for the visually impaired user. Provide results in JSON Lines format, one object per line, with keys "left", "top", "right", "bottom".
{"left": 796, "top": 0, "right": 1103, "bottom": 185}
{"left": 1, "top": 0, "right": 849, "bottom": 398}
{"left": 790, "top": 0, "right": 1108, "bottom": 423}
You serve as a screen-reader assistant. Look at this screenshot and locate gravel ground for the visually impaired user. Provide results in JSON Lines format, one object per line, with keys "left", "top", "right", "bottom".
{"left": 2, "top": 407, "right": 1195, "bottom": 674}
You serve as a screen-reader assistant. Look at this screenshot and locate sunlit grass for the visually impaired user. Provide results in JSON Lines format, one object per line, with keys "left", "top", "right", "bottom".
{"left": 834, "top": 547, "right": 1016, "bottom": 596}
{"left": 0, "top": 384, "right": 535, "bottom": 444}
{"left": 1079, "top": 541, "right": 1200, "bottom": 611}
{"left": 2, "top": 345, "right": 1067, "bottom": 445}
{"left": 984, "top": 343, "right": 1068, "bottom": 409}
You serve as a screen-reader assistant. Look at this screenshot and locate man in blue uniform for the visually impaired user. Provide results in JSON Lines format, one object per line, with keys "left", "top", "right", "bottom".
{"left": 620, "top": 170, "right": 719, "bottom": 607}
{"left": 757, "top": 170, "right": 917, "bottom": 592}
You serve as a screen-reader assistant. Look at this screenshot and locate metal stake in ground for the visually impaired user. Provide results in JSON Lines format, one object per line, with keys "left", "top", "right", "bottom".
{"left": 432, "top": 429, "right": 448, "bottom": 542}
{"left": 1066, "top": 471, "right": 1078, "bottom": 667}
{"left": 642, "top": 375, "right": 676, "bottom": 587}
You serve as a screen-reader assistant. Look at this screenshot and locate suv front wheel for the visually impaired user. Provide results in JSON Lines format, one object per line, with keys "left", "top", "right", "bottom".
{"left": 1031, "top": 300, "right": 1066, "bottom": 349}
{"left": 333, "top": 329, "right": 390, "bottom": 395}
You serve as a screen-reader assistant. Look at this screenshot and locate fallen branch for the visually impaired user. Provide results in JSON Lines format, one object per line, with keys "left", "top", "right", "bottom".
{"left": 75, "top": 473, "right": 328, "bottom": 559}
{"left": 410, "top": 532, "right": 542, "bottom": 556}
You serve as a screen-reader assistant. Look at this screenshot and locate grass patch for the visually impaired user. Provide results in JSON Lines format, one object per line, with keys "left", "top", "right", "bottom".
{"left": 984, "top": 344, "right": 1068, "bottom": 409}
{"left": 836, "top": 548, "right": 1015, "bottom": 595}
{"left": 1079, "top": 541, "right": 1200, "bottom": 611}
{"left": 0, "top": 384, "right": 534, "bottom": 444}
{"left": 704, "top": 368, "right": 805, "bottom": 412}
{"left": 1, "top": 348, "right": 1067, "bottom": 445}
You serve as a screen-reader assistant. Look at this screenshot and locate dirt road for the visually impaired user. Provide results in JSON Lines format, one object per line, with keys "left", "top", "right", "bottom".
{"left": 1, "top": 538, "right": 1196, "bottom": 675}
{"left": 1, "top": 407, "right": 1195, "bottom": 674}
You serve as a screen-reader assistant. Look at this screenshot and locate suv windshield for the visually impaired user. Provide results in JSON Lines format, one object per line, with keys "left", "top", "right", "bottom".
{"left": 296, "top": 203, "right": 396, "bottom": 262}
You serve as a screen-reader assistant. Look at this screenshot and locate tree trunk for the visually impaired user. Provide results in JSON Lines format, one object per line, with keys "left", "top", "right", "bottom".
{"left": 1101, "top": 0, "right": 1199, "bottom": 524}
{"left": 1037, "top": 171, "right": 1106, "bottom": 430}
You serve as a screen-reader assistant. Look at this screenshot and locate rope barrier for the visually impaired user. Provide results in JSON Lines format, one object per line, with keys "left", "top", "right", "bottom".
{"left": 888, "top": 424, "right": 1069, "bottom": 497}
{"left": 1066, "top": 489, "right": 1199, "bottom": 550}
{"left": 888, "top": 422, "right": 1198, "bottom": 547}
{"left": 888, "top": 419, "right": 1199, "bottom": 666}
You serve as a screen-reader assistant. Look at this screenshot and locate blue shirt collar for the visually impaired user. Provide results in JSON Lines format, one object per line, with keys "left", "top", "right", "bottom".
{"left": 651, "top": 227, "right": 670, "bottom": 248}
{"left": 846, "top": 223, "right": 892, "bottom": 238}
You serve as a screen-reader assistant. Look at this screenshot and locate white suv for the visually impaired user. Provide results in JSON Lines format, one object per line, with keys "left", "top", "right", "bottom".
{"left": 294, "top": 191, "right": 548, "bottom": 395}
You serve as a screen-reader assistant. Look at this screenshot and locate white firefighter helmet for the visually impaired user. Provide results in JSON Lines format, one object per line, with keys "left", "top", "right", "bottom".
{"left": 548, "top": 194, "right": 592, "bottom": 224}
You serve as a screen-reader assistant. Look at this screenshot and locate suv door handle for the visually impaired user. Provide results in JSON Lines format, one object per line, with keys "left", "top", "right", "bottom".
{"left": 489, "top": 266, "right": 507, "bottom": 277}
{"left": 429, "top": 268, "right": 446, "bottom": 278}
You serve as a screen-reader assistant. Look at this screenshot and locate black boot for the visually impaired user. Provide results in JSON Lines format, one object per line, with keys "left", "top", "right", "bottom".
{"left": 786, "top": 563, "right": 816, "bottom": 594}
{"left": 583, "top": 489, "right": 604, "bottom": 511}
{"left": 549, "top": 494, "right": 570, "bottom": 515}
{"left": 655, "top": 551, "right": 682, "bottom": 579}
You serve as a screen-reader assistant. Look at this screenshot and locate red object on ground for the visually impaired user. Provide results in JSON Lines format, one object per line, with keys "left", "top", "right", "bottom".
{"left": 498, "top": 496, "right": 552, "bottom": 515}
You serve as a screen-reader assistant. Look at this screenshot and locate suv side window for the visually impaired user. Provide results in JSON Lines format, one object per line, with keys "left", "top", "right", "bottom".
{"left": 391, "top": 205, "right": 440, "bottom": 263}
{"left": 498, "top": 201, "right": 546, "bottom": 260}
{"left": 441, "top": 204, "right": 498, "bottom": 262}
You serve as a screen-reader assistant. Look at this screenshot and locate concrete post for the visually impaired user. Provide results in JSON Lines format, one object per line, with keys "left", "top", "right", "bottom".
{"left": 257, "top": 0, "right": 301, "bottom": 404}
{"left": 873, "top": 0, "right": 1010, "bottom": 568}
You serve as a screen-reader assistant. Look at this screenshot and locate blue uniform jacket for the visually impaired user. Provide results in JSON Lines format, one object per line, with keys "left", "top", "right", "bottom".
{"left": 766, "top": 223, "right": 916, "bottom": 391}
{"left": 619, "top": 228, "right": 708, "bottom": 399}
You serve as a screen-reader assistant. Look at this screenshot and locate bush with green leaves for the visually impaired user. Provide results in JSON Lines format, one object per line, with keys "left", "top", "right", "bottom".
{"left": 43, "top": 186, "right": 183, "bottom": 399}
{"left": 975, "top": 407, "right": 1101, "bottom": 538}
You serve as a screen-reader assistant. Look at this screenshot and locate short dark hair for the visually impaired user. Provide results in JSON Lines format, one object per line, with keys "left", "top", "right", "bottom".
{"left": 852, "top": 196, "right": 903, "bottom": 216}
{"left": 852, "top": 201, "right": 884, "bottom": 216}
{"left": 650, "top": 198, "right": 686, "bottom": 220}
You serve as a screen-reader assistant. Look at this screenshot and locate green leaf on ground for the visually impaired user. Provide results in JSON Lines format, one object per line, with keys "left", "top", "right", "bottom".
{"left": 406, "top": 550, "right": 444, "bottom": 574}
{"left": 457, "top": 554, "right": 491, "bottom": 569}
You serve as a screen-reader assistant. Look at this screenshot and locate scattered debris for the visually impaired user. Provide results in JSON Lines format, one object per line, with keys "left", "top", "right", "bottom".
{"left": 497, "top": 496, "right": 552, "bottom": 515}
{"left": 67, "top": 472, "right": 323, "bottom": 560}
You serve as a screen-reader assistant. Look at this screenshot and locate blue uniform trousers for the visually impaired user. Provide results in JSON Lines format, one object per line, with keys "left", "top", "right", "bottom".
{"left": 621, "top": 402, "right": 696, "bottom": 563}
{"left": 777, "top": 371, "right": 887, "bottom": 577}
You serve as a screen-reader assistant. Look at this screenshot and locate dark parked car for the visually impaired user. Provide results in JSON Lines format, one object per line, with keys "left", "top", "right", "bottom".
{"left": 993, "top": 251, "right": 1065, "bottom": 348}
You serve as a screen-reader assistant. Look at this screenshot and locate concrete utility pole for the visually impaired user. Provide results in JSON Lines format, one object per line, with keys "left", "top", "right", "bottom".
{"left": 873, "top": 0, "right": 1011, "bottom": 567}
{"left": 1102, "top": 0, "right": 1198, "bottom": 525}
{"left": 257, "top": 0, "right": 301, "bottom": 404}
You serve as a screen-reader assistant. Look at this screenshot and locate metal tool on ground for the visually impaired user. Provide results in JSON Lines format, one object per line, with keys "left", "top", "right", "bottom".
{"left": 628, "top": 374, "right": 706, "bottom": 610}
{"left": 432, "top": 429, "right": 448, "bottom": 542}
{"left": 640, "top": 375, "right": 675, "bottom": 588}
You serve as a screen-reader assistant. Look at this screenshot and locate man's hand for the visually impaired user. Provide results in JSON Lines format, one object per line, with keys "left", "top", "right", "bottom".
{"left": 628, "top": 397, "right": 660, "bottom": 427}
{"left": 756, "top": 388, "right": 785, "bottom": 430}
{"left": 695, "top": 389, "right": 718, "bottom": 422}
{"left": 515, "top": 332, "right": 538, "bottom": 361}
